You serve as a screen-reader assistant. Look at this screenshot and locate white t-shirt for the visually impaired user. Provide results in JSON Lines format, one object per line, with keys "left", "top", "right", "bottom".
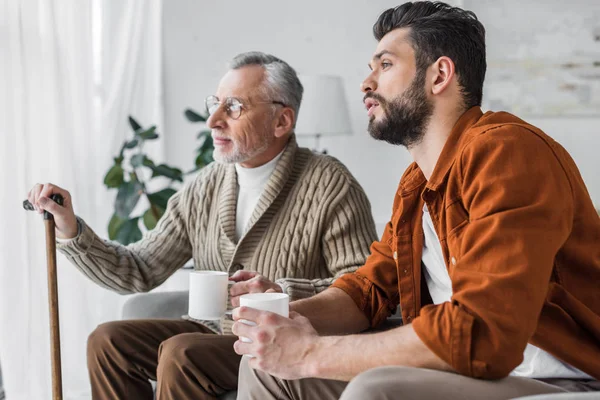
{"left": 233, "top": 150, "right": 284, "bottom": 241}
{"left": 421, "top": 204, "right": 592, "bottom": 379}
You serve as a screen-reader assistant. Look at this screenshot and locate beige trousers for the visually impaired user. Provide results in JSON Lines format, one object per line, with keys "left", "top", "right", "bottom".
{"left": 237, "top": 355, "right": 599, "bottom": 399}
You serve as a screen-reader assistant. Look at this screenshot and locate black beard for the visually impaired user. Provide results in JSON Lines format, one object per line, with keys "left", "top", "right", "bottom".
{"left": 367, "top": 70, "right": 433, "bottom": 148}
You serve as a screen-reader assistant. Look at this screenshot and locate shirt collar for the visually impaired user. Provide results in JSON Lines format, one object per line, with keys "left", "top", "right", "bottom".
{"left": 399, "top": 106, "right": 484, "bottom": 194}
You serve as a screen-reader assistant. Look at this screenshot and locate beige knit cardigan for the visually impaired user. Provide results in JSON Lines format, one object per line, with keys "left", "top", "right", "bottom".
{"left": 58, "top": 136, "right": 377, "bottom": 332}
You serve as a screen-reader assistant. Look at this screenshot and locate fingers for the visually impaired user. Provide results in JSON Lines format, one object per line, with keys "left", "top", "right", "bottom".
{"left": 230, "top": 275, "right": 280, "bottom": 297}
{"left": 27, "top": 183, "right": 78, "bottom": 238}
{"left": 39, "top": 183, "right": 70, "bottom": 206}
{"left": 233, "top": 306, "right": 262, "bottom": 322}
{"left": 233, "top": 306, "right": 281, "bottom": 326}
{"left": 233, "top": 339, "right": 253, "bottom": 356}
{"left": 229, "top": 277, "right": 261, "bottom": 297}
{"left": 38, "top": 196, "right": 65, "bottom": 216}
{"left": 230, "top": 281, "right": 248, "bottom": 298}
{"left": 231, "top": 318, "right": 255, "bottom": 338}
{"left": 229, "top": 270, "right": 259, "bottom": 282}
{"left": 28, "top": 183, "right": 44, "bottom": 213}
{"left": 27, "top": 183, "right": 71, "bottom": 214}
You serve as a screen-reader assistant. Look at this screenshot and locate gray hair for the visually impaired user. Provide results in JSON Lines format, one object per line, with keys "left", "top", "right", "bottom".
{"left": 230, "top": 51, "right": 303, "bottom": 127}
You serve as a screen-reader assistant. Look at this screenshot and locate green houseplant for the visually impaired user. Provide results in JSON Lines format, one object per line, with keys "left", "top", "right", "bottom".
{"left": 104, "top": 109, "right": 213, "bottom": 245}
{"left": 184, "top": 108, "right": 214, "bottom": 172}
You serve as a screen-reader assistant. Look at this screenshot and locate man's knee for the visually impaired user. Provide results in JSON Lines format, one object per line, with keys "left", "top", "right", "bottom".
{"left": 340, "top": 366, "right": 421, "bottom": 400}
{"left": 87, "top": 321, "right": 126, "bottom": 361}
{"left": 157, "top": 334, "right": 196, "bottom": 377}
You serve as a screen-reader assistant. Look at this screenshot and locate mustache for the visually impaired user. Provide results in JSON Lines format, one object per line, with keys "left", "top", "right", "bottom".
{"left": 363, "top": 92, "right": 387, "bottom": 105}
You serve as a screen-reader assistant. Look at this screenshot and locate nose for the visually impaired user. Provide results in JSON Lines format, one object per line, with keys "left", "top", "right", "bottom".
{"left": 361, "top": 73, "right": 377, "bottom": 93}
{"left": 207, "top": 104, "right": 227, "bottom": 129}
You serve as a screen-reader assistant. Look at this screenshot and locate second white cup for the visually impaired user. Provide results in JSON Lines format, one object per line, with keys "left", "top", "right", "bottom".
{"left": 239, "top": 293, "right": 289, "bottom": 343}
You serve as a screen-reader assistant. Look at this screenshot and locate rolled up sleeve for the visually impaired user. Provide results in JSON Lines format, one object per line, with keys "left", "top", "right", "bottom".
{"left": 333, "top": 221, "right": 399, "bottom": 328}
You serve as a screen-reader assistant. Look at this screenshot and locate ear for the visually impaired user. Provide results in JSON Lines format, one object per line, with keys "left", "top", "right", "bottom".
{"left": 274, "top": 107, "right": 295, "bottom": 138}
{"left": 430, "top": 56, "right": 455, "bottom": 96}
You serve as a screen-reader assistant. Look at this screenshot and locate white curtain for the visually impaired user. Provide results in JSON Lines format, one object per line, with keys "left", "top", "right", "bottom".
{"left": 0, "top": 1, "right": 163, "bottom": 399}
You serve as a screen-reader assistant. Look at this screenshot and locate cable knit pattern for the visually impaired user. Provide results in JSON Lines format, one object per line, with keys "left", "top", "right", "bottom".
{"left": 58, "top": 135, "right": 377, "bottom": 334}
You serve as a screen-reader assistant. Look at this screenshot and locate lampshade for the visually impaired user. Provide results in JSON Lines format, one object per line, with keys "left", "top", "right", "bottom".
{"left": 295, "top": 75, "right": 352, "bottom": 137}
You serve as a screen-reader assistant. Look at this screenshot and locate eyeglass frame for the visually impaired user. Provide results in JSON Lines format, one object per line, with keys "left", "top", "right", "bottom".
{"left": 204, "top": 95, "right": 287, "bottom": 120}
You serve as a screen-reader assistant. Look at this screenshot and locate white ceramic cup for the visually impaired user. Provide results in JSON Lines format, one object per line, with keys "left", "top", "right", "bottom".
{"left": 188, "top": 271, "right": 229, "bottom": 320}
{"left": 239, "top": 293, "right": 289, "bottom": 344}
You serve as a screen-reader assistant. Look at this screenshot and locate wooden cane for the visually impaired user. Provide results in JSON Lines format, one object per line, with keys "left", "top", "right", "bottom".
{"left": 23, "top": 194, "right": 64, "bottom": 400}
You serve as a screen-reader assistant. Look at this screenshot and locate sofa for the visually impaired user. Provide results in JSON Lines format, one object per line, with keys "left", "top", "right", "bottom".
{"left": 122, "top": 291, "right": 597, "bottom": 399}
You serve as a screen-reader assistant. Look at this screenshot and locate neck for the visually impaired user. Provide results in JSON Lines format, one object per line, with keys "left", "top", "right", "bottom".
{"left": 239, "top": 135, "right": 289, "bottom": 168}
{"left": 409, "top": 108, "right": 463, "bottom": 181}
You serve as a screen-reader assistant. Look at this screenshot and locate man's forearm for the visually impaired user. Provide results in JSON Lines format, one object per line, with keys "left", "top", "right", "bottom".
{"left": 305, "top": 323, "right": 454, "bottom": 381}
{"left": 290, "top": 287, "right": 369, "bottom": 335}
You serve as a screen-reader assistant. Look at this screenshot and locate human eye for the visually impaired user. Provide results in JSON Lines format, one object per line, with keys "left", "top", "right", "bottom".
{"left": 381, "top": 60, "right": 393, "bottom": 69}
{"left": 228, "top": 98, "right": 243, "bottom": 112}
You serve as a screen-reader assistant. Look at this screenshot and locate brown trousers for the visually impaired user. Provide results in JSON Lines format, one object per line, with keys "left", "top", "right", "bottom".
{"left": 86, "top": 319, "right": 240, "bottom": 400}
{"left": 238, "top": 356, "right": 600, "bottom": 400}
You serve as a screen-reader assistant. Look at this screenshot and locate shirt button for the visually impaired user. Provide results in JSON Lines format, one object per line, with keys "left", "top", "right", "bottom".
{"left": 451, "top": 257, "right": 457, "bottom": 266}
{"left": 403, "top": 269, "right": 408, "bottom": 274}
{"left": 393, "top": 251, "right": 398, "bottom": 260}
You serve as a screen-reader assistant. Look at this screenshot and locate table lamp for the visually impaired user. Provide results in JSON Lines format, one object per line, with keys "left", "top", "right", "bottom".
{"left": 295, "top": 75, "right": 352, "bottom": 154}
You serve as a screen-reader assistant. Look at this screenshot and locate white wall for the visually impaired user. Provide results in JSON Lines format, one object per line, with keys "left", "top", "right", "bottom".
{"left": 163, "top": 0, "right": 414, "bottom": 227}
{"left": 162, "top": 0, "right": 600, "bottom": 231}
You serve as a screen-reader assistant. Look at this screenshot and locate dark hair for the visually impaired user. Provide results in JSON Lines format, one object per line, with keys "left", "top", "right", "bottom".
{"left": 373, "top": 1, "right": 486, "bottom": 109}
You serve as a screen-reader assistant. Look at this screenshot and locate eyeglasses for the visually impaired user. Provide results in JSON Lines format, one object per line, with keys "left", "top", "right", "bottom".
{"left": 205, "top": 95, "right": 287, "bottom": 120}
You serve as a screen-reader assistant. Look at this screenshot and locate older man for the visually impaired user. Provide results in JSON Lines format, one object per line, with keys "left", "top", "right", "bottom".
{"left": 27, "top": 51, "right": 377, "bottom": 399}
{"left": 232, "top": 4, "right": 600, "bottom": 400}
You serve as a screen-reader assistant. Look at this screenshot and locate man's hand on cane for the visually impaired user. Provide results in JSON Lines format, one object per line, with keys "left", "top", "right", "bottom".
{"left": 27, "top": 183, "right": 78, "bottom": 239}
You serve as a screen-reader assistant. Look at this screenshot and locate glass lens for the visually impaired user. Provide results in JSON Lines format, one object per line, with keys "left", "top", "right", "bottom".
{"left": 205, "top": 96, "right": 220, "bottom": 115}
{"left": 226, "top": 98, "right": 242, "bottom": 119}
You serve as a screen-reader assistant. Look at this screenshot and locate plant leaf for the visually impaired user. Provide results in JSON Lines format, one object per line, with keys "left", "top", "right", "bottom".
{"left": 115, "top": 180, "right": 143, "bottom": 218}
{"left": 108, "top": 213, "right": 126, "bottom": 240}
{"left": 138, "top": 126, "right": 159, "bottom": 140}
{"left": 196, "top": 129, "right": 211, "bottom": 140}
{"left": 147, "top": 188, "right": 177, "bottom": 210}
{"left": 194, "top": 151, "right": 213, "bottom": 169}
{"left": 128, "top": 116, "right": 142, "bottom": 131}
{"left": 104, "top": 165, "right": 125, "bottom": 188}
{"left": 185, "top": 108, "right": 207, "bottom": 122}
{"left": 142, "top": 157, "right": 155, "bottom": 167}
{"left": 115, "top": 217, "right": 143, "bottom": 245}
{"left": 149, "top": 164, "right": 183, "bottom": 182}
{"left": 125, "top": 139, "right": 139, "bottom": 149}
{"left": 142, "top": 206, "right": 164, "bottom": 230}
{"left": 130, "top": 153, "right": 146, "bottom": 168}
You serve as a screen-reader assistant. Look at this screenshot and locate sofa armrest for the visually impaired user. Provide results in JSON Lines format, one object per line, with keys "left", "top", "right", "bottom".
{"left": 121, "top": 290, "right": 189, "bottom": 320}
{"left": 513, "top": 394, "right": 600, "bottom": 400}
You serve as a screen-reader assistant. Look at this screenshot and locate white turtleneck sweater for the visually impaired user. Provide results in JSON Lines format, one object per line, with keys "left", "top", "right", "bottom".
{"left": 234, "top": 150, "right": 284, "bottom": 242}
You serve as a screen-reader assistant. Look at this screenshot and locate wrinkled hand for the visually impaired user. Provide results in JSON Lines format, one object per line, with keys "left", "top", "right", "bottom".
{"left": 26, "top": 183, "right": 78, "bottom": 239}
{"left": 232, "top": 307, "right": 319, "bottom": 380}
{"left": 229, "top": 270, "right": 283, "bottom": 307}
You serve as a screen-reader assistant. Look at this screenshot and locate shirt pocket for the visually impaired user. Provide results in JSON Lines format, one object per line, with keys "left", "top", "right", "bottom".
{"left": 444, "top": 197, "right": 470, "bottom": 268}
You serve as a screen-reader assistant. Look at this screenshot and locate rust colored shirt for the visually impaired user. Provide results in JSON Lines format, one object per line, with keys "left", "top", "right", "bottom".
{"left": 333, "top": 107, "right": 600, "bottom": 379}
